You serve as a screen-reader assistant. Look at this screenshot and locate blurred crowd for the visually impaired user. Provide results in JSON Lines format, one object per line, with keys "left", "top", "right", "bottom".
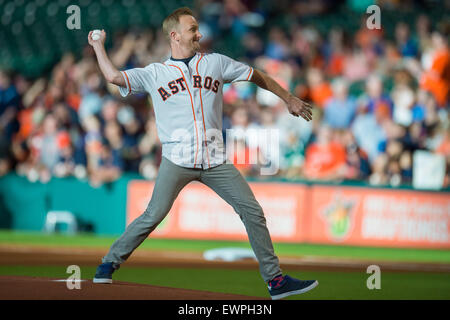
{"left": 0, "top": 0, "right": 449, "bottom": 188}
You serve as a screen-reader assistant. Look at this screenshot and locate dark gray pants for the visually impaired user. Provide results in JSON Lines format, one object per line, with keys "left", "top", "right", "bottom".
{"left": 103, "top": 157, "right": 282, "bottom": 282}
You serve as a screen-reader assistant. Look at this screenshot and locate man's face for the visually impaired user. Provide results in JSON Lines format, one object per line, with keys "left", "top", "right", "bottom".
{"left": 175, "top": 15, "right": 202, "bottom": 52}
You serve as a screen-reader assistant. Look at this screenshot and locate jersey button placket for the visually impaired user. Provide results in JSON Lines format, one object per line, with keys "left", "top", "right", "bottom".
{"left": 185, "top": 69, "right": 203, "bottom": 167}
{"left": 192, "top": 62, "right": 208, "bottom": 169}
{"left": 196, "top": 99, "right": 205, "bottom": 166}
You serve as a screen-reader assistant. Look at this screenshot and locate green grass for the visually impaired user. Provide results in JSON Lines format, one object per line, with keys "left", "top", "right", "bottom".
{"left": 1, "top": 230, "right": 450, "bottom": 264}
{"left": 0, "top": 265, "right": 449, "bottom": 300}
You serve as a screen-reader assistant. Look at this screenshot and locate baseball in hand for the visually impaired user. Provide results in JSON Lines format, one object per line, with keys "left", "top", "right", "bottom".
{"left": 91, "top": 30, "right": 102, "bottom": 41}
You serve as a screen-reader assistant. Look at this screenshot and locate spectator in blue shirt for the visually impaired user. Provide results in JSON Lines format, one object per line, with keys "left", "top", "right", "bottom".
{"left": 323, "top": 78, "right": 357, "bottom": 129}
{"left": 0, "top": 71, "right": 21, "bottom": 142}
{"left": 395, "top": 22, "right": 418, "bottom": 58}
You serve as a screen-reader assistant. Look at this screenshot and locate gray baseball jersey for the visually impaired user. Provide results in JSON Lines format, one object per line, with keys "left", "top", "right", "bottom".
{"left": 118, "top": 52, "right": 254, "bottom": 169}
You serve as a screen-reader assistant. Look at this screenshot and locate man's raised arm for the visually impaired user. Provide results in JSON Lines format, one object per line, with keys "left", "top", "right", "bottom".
{"left": 88, "top": 30, "right": 125, "bottom": 87}
{"left": 250, "top": 69, "right": 313, "bottom": 121}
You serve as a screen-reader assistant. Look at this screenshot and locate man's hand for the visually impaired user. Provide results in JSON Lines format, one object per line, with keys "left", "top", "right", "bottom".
{"left": 88, "top": 29, "right": 106, "bottom": 47}
{"left": 250, "top": 70, "right": 313, "bottom": 121}
{"left": 286, "top": 95, "right": 313, "bottom": 121}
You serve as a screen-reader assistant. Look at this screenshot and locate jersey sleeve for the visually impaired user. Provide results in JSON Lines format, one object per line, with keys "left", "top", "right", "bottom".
{"left": 118, "top": 65, "right": 155, "bottom": 97}
{"left": 218, "top": 54, "right": 254, "bottom": 84}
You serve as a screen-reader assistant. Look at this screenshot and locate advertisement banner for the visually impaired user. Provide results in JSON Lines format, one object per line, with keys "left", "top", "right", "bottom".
{"left": 127, "top": 180, "right": 308, "bottom": 242}
{"left": 127, "top": 181, "right": 450, "bottom": 248}
{"left": 308, "top": 186, "right": 450, "bottom": 248}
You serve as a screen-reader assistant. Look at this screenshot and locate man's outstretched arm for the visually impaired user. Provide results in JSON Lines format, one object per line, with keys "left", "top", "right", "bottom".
{"left": 250, "top": 69, "right": 313, "bottom": 121}
{"left": 88, "top": 30, "right": 125, "bottom": 87}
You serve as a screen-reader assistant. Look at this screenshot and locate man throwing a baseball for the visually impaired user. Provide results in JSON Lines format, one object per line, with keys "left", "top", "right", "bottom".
{"left": 89, "top": 7, "right": 317, "bottom": 300}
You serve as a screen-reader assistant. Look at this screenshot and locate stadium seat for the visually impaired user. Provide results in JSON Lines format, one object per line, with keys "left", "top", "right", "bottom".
{"left": 44, "top": 210, "right": 79, "bottom": 235}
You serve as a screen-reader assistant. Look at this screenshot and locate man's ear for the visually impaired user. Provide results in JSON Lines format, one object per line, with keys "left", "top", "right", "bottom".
{"left": 170, "top": 30, "right": 179, "bottom": 42}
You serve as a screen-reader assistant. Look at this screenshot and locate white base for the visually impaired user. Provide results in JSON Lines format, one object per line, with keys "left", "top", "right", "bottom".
{"left": 93, "top": 278, "right": 113, "bottom": 284}
{"left": 271, "top": 280, "right": 319, "bottom": 300}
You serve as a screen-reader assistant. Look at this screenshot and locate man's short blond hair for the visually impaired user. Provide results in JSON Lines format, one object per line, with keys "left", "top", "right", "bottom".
{"left": 162, "top": 7, "right": 194, "bottom": 39}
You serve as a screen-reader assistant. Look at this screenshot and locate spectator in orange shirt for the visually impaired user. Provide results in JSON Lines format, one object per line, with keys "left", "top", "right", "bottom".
{"left": 303, "top": 126, "right": 346, "bottom": 180}
{"left": 229, "top": 138, "right": 255, "bottom": 177}
{"left": 306, "top": 68, "right": 333, "bottom": 108}
{"left": 420, "top": 31, "right": 450, "bottom": 107}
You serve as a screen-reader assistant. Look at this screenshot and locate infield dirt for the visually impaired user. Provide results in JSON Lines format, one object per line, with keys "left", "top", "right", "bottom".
{"left": 0, "top": 275, "right": 267, "bottom": 300}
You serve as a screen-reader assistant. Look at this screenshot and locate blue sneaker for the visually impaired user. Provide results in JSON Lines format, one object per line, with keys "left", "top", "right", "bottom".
{"left": 93, "top": 262, "right": 118, "bottom": 284}
{"left": 268, "top": 275, "right": 318, "bottom": 300}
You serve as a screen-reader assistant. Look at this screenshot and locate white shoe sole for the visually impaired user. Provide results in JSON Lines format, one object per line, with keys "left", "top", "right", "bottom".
{"left": 93, "top": 278, "right": 113, "bottom": 284}
{"left": 271, "top": 280, "right": 319, "bottom": 300}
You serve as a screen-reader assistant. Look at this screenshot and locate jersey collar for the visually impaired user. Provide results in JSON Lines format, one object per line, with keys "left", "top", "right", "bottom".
{"left": 169, "top": 52, "right": 197, "bottom": 62}
{"left": 167, "top": 52, "right": 200, "bottom": 66}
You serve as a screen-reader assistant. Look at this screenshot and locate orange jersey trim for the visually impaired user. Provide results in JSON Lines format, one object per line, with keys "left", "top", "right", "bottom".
{"left": 122, "top": 71, "right": 132, "bottom": 95}
{"left": 246, "top": 67, "right": 253, "bottom": 81}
